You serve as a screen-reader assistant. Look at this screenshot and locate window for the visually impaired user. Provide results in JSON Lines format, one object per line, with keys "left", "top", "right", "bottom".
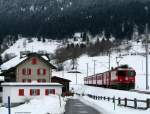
{"left": 30, "top": 89, "right": 40, "bottom": 96}
{"left": 45, "top": 89, "right": 55, "bottom": 95}
{"left": 32, "top": 58, "right": 37, "bottom": 65}
{"left": 127, "top": 71, "right": 136, "bottom": 77}
{"left": 37, "top": 68, "right": 46, "bottom": 76}
{"left": 19, "top": 89, "right": 24, "bottom": 96}
{"left": 37, "top": 79, "right": 46, "bottom": 83}
{"left": 22, "top": 68, "right": 31, "bottom": 75}
{"left": 117, "top": 70, "right": 126, "bottom": 76}
{"left": 22, "top": 79, "right": 31, "bottom": 83}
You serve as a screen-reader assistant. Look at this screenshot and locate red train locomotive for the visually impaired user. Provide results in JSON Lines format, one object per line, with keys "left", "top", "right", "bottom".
{"left": 84, "top": 65, "right": 136, "bottom": 90}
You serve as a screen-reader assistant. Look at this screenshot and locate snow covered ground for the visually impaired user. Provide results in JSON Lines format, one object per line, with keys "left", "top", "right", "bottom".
{"left": 73, "top": 85, "right": 150, "bottom": 114}
{"left": 0, "top": 95, "right": 66, "bottom": 114}
{"left": 80, "top": 96, "right": 150, "bottom": 114}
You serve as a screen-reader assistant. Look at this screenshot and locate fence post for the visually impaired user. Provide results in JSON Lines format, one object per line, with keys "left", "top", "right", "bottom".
{"left": 134, "top": 98, "right": 137, "bottom": 109}
{"left": 118, "top": 97, "right": 121, "bottom": 105}
{"left": 104, "top": 96, "right": 106, "bottom": 100}
{"left": 108, "top": 97, "right": 110, "bottom": 101}
{"left": 124, "top": 98, "right": 127, "bottom": 107}
{"left": 113, "top": 96, "right": 116, "bottom": 110}
{"left": 59, "top": 95, "right": 61, "bottom": 107}
{"left": 8, "top": 96, "right": 11, "bottom": 114}
{"left": 146, "top": 99, "right": 150, "bottom": 109}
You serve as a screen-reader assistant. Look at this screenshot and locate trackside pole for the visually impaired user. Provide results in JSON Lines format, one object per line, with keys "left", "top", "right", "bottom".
{"left": 8, "top": 96, "right": 11, "bottom": 114}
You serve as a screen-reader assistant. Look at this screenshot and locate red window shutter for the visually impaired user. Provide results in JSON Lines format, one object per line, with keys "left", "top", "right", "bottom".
{"left": 43, "top": 69, "right": 46, "bottom": 75}
{"left": 19, "top": 89, "right": 24, "bottom": 96}
{"left": 43, "top": 79, "right": 46, "bottom": 83}
{"left": 37, "top": 89, "right": 40, "bottom": 95}
{"left": 30, "top": 89, "right": 32, "bottom": 96}
{"left": 50, "top": 89, "right": 55, "bottom": 94}
{"left": 22, "top": 79, "right": 25, "bottom": 82}
{"left": 37, "top": 69, "right": 40, "bottom": 75}
{"left": 29, "top": 69, "right": 31, "bottom": 75}
{"left": 37, "top": 79, "right": 40, "bottom": 83}
{"left": 32, "top": 58, "right": 37, "bottom": 65}
{"left": 45, "top": 89, "right": 49, "bottom": 95}
{"left": 28, "top": 79, "right": 31, "bottom": 83}
{"left": 22, "top": 68, "right": 26, "bottom": 75}
{"left": 53, "top": 89, "right": 55, "bottom": 94}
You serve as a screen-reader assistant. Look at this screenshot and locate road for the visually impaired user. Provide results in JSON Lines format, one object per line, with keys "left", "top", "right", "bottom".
{"left": 65, "top": 99, "right": 101, "bottom": 114}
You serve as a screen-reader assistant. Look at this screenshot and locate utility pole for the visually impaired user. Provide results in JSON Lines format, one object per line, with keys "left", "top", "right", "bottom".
{"left": 86, "top": 63, "right": 89, "bottom": 77}
{"left": 108, "top": 51, "right": 111, "bottom": 70}
{"left": 145, "top": 23, "right": 149, "bottom": 90}
{"left": 145, "top": 6, "right": 149, "bottom": 90}
{"left": 75, "top": 65, "right": 78, "bottom": 85}
{"left": 93, "top": 60, "right": 97, "bottom": 86}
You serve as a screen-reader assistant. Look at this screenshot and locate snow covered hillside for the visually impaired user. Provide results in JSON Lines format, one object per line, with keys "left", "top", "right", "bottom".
{"left": 53, "top": 40, "right": 150, "bottom": 90}
{"left": 1, "top": 38, "right": 150, "bottom": 90}
{"left": 1, "top": 37, "right": 62, "bottom": 58}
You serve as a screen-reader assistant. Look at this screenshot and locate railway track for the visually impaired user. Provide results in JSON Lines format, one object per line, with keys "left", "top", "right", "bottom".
{"left": 130, "top": 89, "right": 150, "bottom": 95}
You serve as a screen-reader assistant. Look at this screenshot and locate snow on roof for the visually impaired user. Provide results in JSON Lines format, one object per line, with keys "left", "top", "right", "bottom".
{"left": 0, "top": 76, "right": 4, "bottom": 81}
{"left": 0, "top": 56, "right": 27, "bottom": 71}
{"left": 0, "top": 54, "right": 50, "bottom": 71}
{"left": 41, "top": 55, "right": 49, "bottom": 61}
{"left": 2, "top": 82, "right": 62, "bottom": 86}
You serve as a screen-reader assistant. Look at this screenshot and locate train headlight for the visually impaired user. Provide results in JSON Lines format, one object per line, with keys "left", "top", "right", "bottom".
{"left": 125, "top": 77, "right": 128, "bottom": 80}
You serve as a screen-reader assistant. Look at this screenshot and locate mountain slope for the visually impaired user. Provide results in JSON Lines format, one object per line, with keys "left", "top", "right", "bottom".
{"left": 1, "top": 37, "right": 150, "bottom": 89}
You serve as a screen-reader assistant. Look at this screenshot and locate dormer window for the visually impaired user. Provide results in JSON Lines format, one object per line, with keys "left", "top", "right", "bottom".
{"left": 32, "top": 58, "right": 37, "bottom": 65}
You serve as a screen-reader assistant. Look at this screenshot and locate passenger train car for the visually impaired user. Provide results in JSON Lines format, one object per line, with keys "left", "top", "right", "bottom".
{"left": 84, "top": 65, "right": 136, "bottom": 90}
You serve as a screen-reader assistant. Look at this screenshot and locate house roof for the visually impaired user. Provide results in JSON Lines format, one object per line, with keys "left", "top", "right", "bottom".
{"left": 15, "top": 53, "right": 56, "bottom": 69}
{"left": 0, "top": 53, "right": 56, "bottom": 73}
{"left": 51, "top": 76, "right": 71, "bottom": 82}
{"left": 1, "top": 82, "right": 63, "bottom": 86}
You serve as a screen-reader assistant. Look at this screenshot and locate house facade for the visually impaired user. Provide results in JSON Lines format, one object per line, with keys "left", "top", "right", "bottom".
{"left": 2, "top": 82, "right": 63, "bottom": 106}
{"left": 16, "top": 54, "right": 53, "bottom": 83}
{"left": 0, "top": 53, "right": 56, "bottom": 83}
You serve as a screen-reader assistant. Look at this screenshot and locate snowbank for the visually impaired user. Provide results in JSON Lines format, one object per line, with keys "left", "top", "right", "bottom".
{"left": 0, "top": 95, "right": 66, "bottom": 114}
{"left": 80, "top": 96, "right": 150, "bottom": 114}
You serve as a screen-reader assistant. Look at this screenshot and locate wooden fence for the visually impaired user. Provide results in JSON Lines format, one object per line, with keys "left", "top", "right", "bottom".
{"left": 77, "top": 93, "right": 150, "bottom": 110}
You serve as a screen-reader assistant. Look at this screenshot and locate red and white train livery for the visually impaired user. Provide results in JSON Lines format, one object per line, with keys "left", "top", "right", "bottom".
{"left": 84, "top": 65, "right": 136, "bottom": 90}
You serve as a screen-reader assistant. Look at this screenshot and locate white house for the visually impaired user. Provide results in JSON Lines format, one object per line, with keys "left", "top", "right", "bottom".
{"left": 2, "top": 82, "right": 63, "bottom": 106}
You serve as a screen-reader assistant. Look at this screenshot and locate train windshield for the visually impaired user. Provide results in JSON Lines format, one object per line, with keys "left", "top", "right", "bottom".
{"left": 117, "top": 70, "right": 126, "bottom": 76}
{"left": 127, "top": 70, "right": 135, "bottom": 77}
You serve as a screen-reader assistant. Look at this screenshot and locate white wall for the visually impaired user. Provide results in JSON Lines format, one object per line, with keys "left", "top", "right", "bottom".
{"left": 2, "top": 86, "right": 62, "bottom": 104}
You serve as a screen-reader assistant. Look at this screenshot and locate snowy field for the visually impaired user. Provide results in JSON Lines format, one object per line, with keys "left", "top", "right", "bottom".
{"left": 72, "top": 85, "right": 150, "bottom": 114}
{"left": 79, "top": 96, "right": 150, "bottom": 114}
{"left": 0, "top": 95, "right": 66, "bottom": 114}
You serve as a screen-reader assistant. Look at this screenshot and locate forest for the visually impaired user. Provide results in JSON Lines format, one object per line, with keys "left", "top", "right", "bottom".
{"left": 0, "top": 0, "right": 150, "bottom": 42}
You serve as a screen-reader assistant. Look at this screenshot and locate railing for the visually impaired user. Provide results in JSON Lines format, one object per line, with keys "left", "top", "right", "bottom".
{"left": 77, "top": 93, "right": 150, "bottom": 110}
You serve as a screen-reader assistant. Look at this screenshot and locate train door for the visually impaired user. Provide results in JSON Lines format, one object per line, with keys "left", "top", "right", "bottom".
{"left": 102, "top": 74, "right": 104, "bottom": 86}
{"left": 103, "top": 73, "right": 107, "bottom": 87}
{"left": 106, "top": 71, "right": 111, "bottom": 87}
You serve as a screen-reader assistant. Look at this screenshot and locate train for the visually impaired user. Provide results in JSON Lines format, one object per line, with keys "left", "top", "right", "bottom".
{"left": 84, "top": 65, "right": 136, "bottom": 90}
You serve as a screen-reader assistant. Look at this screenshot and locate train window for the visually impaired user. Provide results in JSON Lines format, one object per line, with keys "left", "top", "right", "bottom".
{"left": 117, "top": 71, "right": 126, "bottom": 76}
{"left": 127, "top": 71, "right": 135, "bottom": 77}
